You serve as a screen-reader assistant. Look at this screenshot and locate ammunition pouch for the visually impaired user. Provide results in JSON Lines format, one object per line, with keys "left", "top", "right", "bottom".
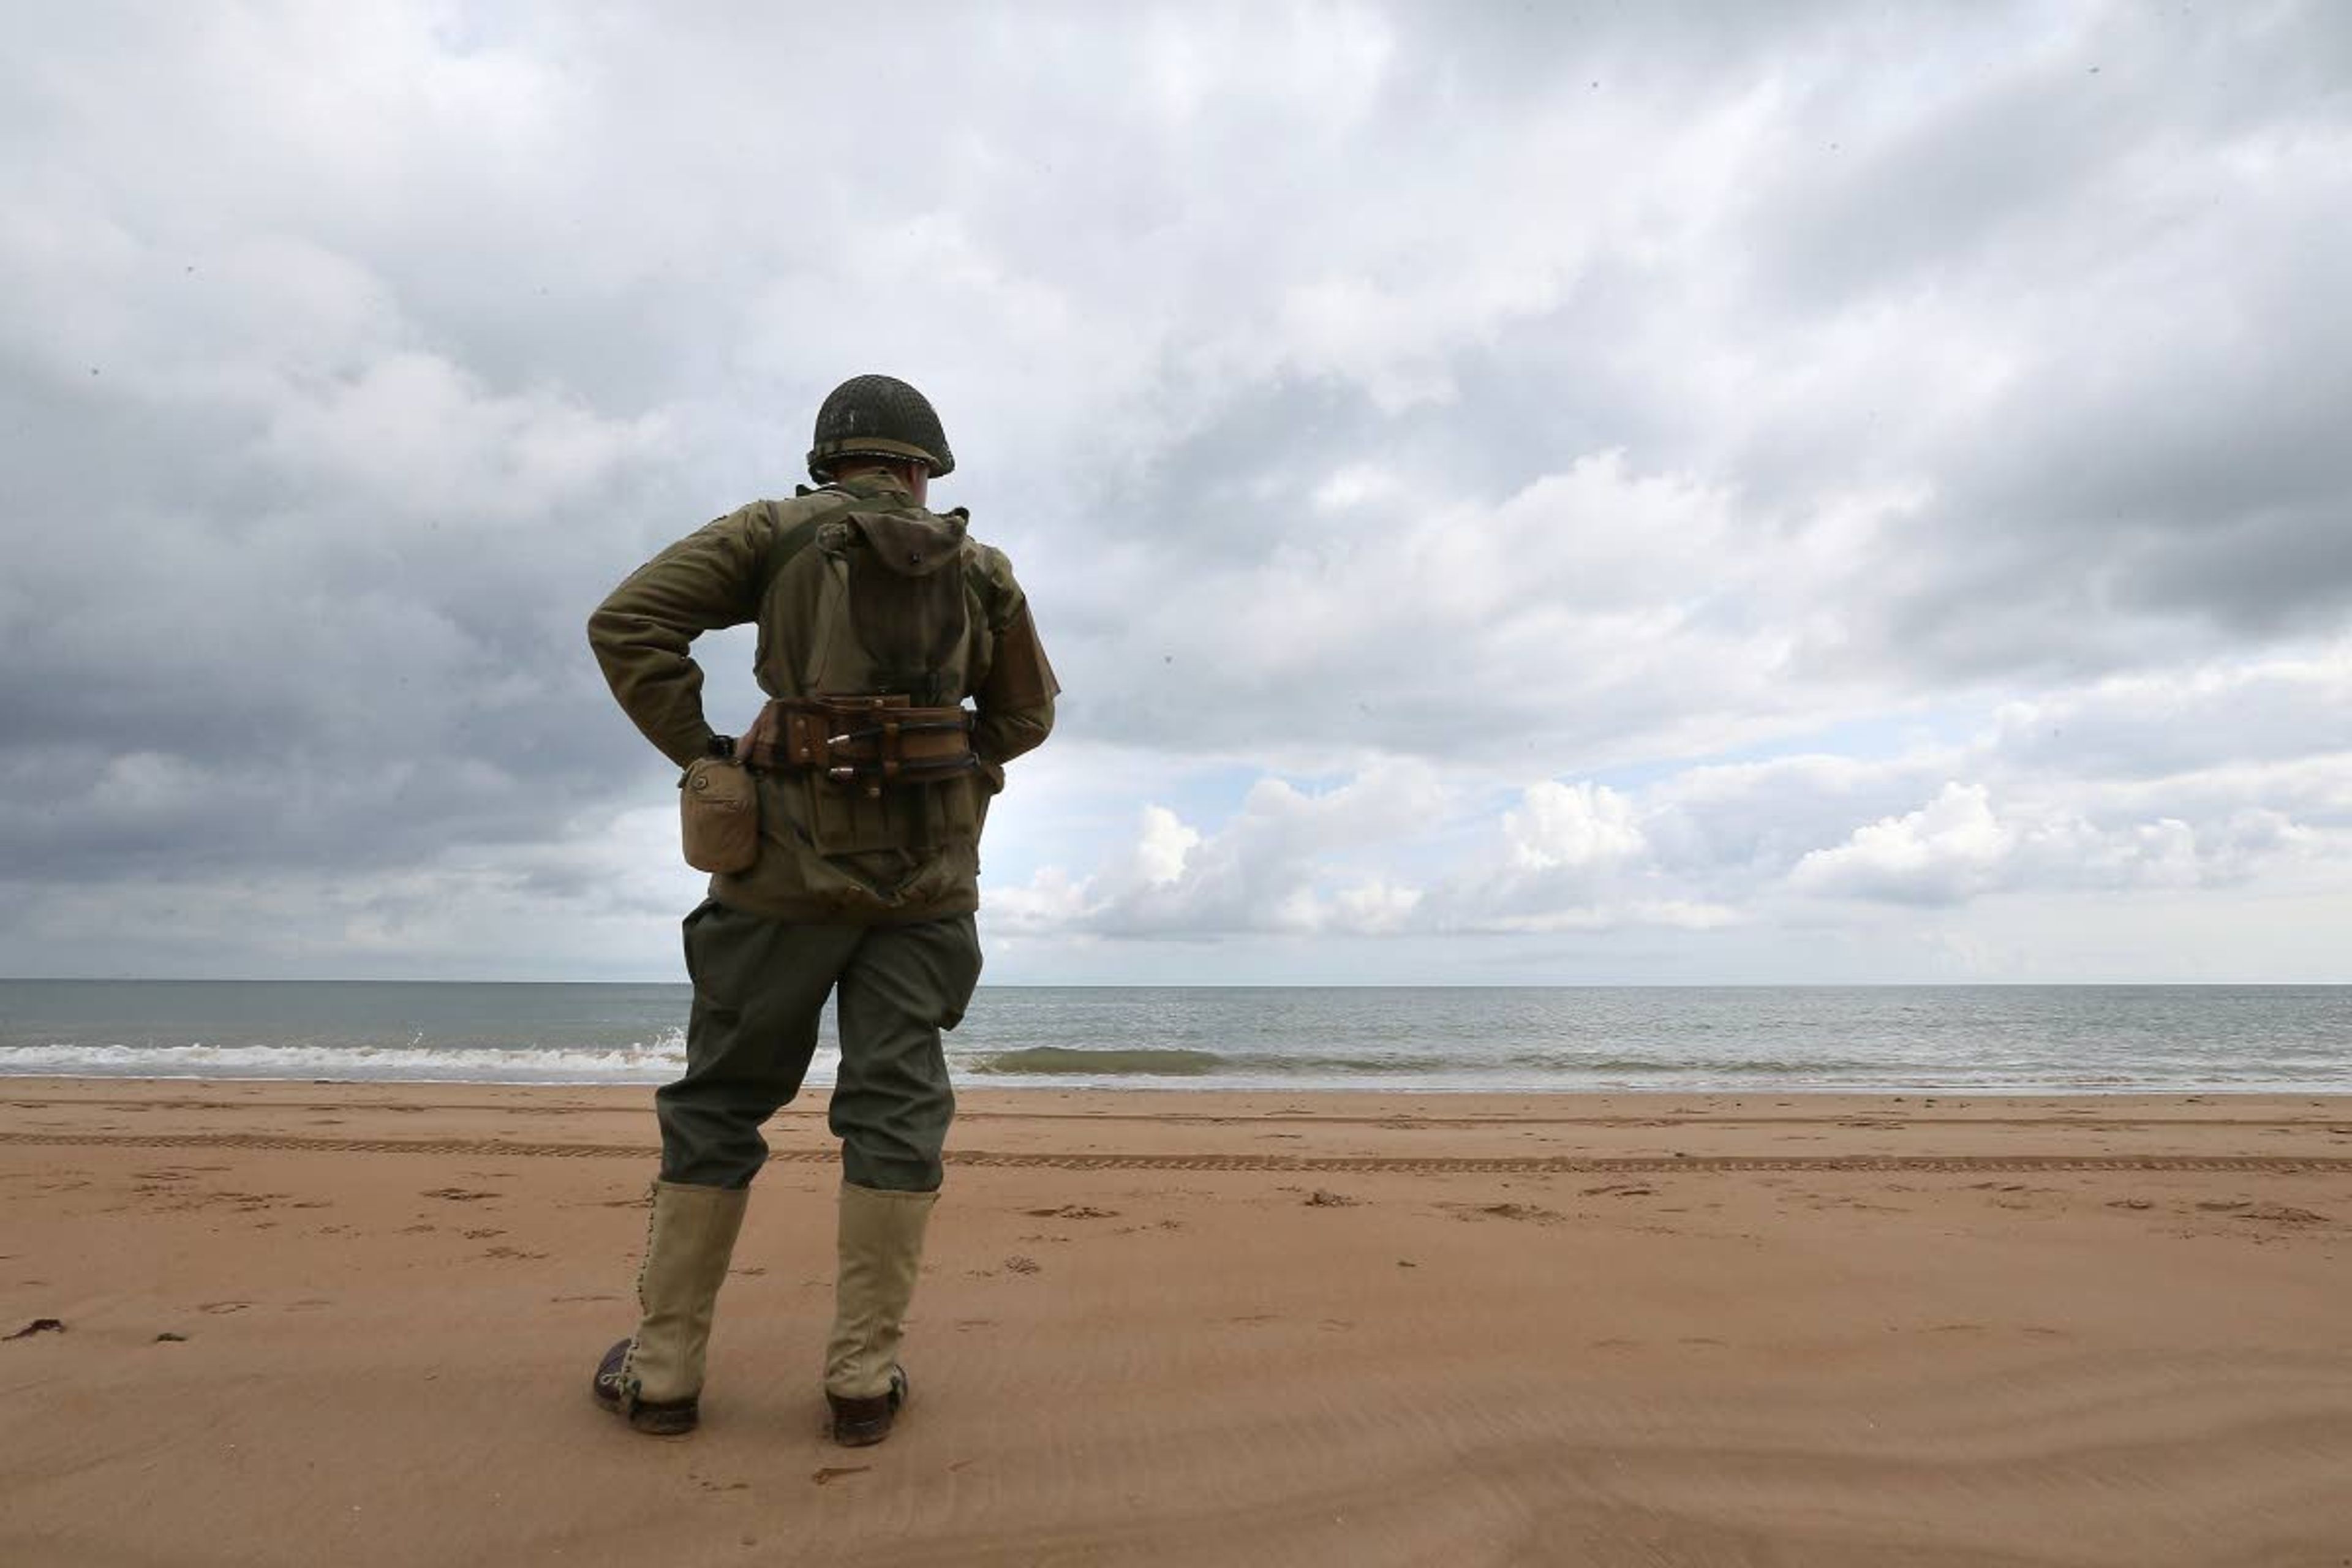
{"left": 741, "top": 696, "right": 976, "bottom": 798}
{"left": 733, "top": 696, "right": 984, "bottom": 863}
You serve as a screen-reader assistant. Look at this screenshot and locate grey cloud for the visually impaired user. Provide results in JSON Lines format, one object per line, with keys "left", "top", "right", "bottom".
{"left": 1374, "top": 0, "right": 1859, "bottom": 101}
{"left": 1748, "top": 4, "right": 2345, "bottom": 309}
{"left": 1991, "top": 661, "right": 2352, "bottom": 781}
{"left": 2117, "top": 507, "right": 2352, "bottom": 636}
{"left": 1642, "top": 753, "right": 1959, "bottom": 889}
{"left": 4, "top": 1, "right": 2349, "bottom": 976}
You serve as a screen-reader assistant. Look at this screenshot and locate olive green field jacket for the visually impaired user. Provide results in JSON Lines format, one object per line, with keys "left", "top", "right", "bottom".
{"left": 587, "top": 473, "right": 1056, "bottom": 925}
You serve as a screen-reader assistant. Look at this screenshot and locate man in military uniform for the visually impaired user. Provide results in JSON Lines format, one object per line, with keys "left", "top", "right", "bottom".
{"left": 583, "top": 374, "right": 1057, "bottom": 1445}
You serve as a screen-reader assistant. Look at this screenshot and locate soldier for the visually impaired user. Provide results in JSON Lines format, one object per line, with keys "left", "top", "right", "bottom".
{"left": 583, "top": 374, "right": 1057, "bottom": 1445}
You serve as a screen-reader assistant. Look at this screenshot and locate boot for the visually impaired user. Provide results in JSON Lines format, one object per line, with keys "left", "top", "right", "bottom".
{"left": 824, "top": 1183, "right": 937, "bottom": 1446}
{"left": 591, "top": 1179, "right": 748, "bottom": 1435}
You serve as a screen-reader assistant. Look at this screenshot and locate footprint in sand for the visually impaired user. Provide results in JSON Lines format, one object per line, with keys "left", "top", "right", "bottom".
{"left": 1446, "top": 1201, "right": 1562, "bottom": 1224}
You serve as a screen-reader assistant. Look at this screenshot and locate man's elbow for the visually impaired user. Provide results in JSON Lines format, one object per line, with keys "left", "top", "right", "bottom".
{"left": 586, "top": 603, "right": 668, "bottom": 688}
{"left": 978, "top": 699, "right": 1054, "bottom": 766}
{"left": 586, "top": 601, "right": 630, "bottom": 658}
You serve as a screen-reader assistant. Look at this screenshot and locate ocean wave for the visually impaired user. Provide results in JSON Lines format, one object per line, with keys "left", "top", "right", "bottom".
{"left": 1501, "top": 1054, "right": 1899, "bottom": 1077}
{"left": 963, "top": 1047, "right": 1915, "bottom": 1081}
{"left": 972, "top": 1047, "right": 1226, "bottom": 1077}
{"left": 0, "top": 1032, "right": 695, "bottom": 1084}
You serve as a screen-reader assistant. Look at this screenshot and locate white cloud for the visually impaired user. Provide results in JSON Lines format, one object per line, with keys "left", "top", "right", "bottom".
{"left": 1789, "top": 783, "right": 2022, "bottom": 905}
{"left": 1788, "top": 780, "right": 2325, "bottom": 908}
{"left": 1130, "top": 805, "right": 1200, "bottom": 889}
{"left": 1990, "top": 646, "right": 2352, "bottom": 778}
{"left": 979, "top": 637, "right": 2352, "bottom": 960}
{"left": 1504, "top": 781, "right": 1645, "bottom": 871}
{"left": 1329, "top": 879, "right": 1423, "bottom": 935}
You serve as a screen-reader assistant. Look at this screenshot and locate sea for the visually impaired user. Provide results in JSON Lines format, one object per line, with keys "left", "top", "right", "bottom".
{"left": 0, "top": 981, "right": 2346, "bottom": 1095}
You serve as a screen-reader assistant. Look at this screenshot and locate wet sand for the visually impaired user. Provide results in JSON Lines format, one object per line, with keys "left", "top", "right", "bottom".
{"left": 3, "top": 1080, "right": 2349, "bottom": 1566}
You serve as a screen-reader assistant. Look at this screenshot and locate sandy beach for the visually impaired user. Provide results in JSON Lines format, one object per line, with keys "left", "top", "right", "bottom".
{"left": 3, "top": 1080, "right": 2348, "bottom": 1567}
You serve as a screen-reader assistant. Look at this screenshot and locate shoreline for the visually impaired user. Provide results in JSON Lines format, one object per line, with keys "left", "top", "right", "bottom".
{"left": 5, "top": 1080, "right": 2348, "bottom": 1565}
{"left": 9, "top": 1071, "right": 2352, "bottom": 1096}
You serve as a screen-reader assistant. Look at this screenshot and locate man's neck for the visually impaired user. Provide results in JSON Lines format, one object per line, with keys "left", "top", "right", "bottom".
{"left": 834, "top": 465, "right": 928, "bottom": 507}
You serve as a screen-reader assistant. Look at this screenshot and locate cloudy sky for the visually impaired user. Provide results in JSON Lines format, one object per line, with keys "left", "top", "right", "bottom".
{"left": 4, "top": 1, "right": 2348, "bottom": 984}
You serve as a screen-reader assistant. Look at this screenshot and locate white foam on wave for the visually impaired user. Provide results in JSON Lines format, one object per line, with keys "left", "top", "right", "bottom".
{"left": 0, "top": 1027, "right": 739, "bottom": 1085}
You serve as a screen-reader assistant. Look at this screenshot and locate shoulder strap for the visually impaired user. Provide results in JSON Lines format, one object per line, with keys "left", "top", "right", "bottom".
{"left": 758, "top": 488, "right": 868, "bottom": 596}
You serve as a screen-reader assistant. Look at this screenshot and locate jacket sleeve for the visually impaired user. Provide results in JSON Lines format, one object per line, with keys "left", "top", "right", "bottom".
{"left": 971, "top": 546, "right": 1058, "bottom": 767}
{"left": 586, "top": 505, "right": 773, "bottom": 768}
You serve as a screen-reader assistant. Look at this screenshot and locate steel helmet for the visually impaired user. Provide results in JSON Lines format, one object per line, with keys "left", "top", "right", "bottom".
{"left": 807, "top": 374, "right": 955, "bottom": 480}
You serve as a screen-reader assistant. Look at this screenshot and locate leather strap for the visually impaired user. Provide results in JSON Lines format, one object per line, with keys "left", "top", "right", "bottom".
{"left": 740, "top": 696, "right": 976, "bottom": 796}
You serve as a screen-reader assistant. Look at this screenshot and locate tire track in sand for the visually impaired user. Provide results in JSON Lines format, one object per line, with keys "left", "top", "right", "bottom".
{"left": 1, "top": 1130, "right": 2348, "bottom": 1175}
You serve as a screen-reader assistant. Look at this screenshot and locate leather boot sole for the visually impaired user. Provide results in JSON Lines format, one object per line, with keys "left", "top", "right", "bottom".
{"left": 592, "top": 1338, "right": 701, "bottom": 1436}
{"left": 826, "top": 1363, "right": 910, "bottom": 1447}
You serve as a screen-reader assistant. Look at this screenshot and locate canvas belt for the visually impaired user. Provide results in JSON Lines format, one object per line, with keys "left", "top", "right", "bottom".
{"left": 740, "top": 696, "right": 976, "bottom": 796}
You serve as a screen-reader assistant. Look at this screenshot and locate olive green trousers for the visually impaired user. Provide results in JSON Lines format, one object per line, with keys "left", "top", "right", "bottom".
{"left": 656, "top": 899, "right": 980, "bottom": 1194}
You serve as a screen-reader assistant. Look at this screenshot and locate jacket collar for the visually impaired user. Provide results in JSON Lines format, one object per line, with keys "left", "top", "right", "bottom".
{"left": 829, "top": 471, "right": 916, "bottom": 504}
